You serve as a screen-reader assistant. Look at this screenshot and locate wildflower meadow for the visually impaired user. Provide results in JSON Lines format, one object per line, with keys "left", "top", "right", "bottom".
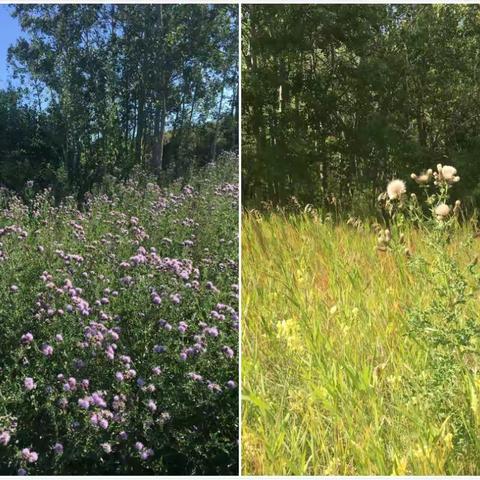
{"left": 0, "top": 154, "right": 239, "bottom": 475}
{"left": 242, "top": 164, "right": 480, "bottom": 475}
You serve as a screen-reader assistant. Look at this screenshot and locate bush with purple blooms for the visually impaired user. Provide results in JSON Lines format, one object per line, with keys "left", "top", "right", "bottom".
{"left": 0, "top": 153, "right": 239, "bottom": 475}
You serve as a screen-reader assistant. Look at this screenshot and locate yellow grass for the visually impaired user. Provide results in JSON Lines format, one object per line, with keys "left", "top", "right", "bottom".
{"left": 242, "top": 211, "right": 480, "bottom": 475}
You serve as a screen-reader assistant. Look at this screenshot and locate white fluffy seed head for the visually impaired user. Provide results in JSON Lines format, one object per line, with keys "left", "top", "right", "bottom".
{"left": 386, "top": 179, "right": 406, "bottom": 200}
{"left": 411, "top": 169, "right": 432, "bottom": 185}
{"left": 435, "top": 203, "right": 450, "bottom": 219}
{"left": 442, "top": 165, "right": 457, "bottom": 181}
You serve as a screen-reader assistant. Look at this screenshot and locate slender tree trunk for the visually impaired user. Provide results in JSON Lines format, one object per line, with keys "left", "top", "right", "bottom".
{"left": 211, "top": 71, "right": 227, "bottom": 163}
{"left": 135, "top": 93, "right": 145, "bottom": 163}
{"left": 151, "top": 93, "right": 166, "bottom": 174}
{"left": 151, "top": 5, "right": 166, "bottom": 176}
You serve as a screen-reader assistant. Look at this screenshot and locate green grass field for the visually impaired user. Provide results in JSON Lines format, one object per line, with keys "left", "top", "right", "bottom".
{"left": 242, "top": 210, "right": 480, "bottom": 475}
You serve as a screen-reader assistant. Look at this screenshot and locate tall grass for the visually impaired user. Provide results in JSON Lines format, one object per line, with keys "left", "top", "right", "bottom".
{"left": 242, "top": 208, "right": 480, "bottom": 475}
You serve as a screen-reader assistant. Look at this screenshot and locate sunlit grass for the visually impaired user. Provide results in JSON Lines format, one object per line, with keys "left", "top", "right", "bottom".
{"left": 242, "top": 211, "right": 480, "bottom": 475}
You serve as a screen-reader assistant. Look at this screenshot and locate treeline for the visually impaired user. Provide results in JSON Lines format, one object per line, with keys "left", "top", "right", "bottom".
{"left": 242, "top": 5, "right": 480, "bottom": 213}
{"left": 0, "top": 4, "right": 238, "bottom": 197}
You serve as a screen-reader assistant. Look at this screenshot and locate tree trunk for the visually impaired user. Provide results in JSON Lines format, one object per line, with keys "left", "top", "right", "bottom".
{"left": 135, "top": 93, "right": 145, "bottom": 163}
{"left": 211, "top": 71, "right": 227, "bottom": 163}
{"left": 151, "top": 93, "right": 166, "bottom": 174}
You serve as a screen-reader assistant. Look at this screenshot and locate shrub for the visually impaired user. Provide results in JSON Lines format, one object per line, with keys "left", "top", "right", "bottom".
{"left": 0, "top": 155, "right": 239, "bottom": 474}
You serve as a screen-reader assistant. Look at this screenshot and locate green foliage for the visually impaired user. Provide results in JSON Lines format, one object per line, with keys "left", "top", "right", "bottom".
{"left": 1, "top": 4, "right": 238, "bottom": 198}
{"left": 242, "top": 5, "right": 480, "bottom": 212}
{"left": 377, "top": 167, "right": 480, "bottom": 445}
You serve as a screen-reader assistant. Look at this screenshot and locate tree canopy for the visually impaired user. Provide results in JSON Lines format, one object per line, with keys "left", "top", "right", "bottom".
{"left": 242, "top": 5, "right": 480, "bottom": 213}
{"left": 0, "top": 4, "right": 238, "bottom": 197}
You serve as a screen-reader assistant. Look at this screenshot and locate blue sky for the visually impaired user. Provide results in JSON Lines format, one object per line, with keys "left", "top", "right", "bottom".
{"left": 0, "top": 5, "right": 23, "bottom": 88}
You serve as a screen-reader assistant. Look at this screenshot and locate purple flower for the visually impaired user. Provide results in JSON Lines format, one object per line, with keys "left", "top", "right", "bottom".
{"left": 18, "top": 468, "right": 27, "bottom": 476}
{"left": 120, "top": 355, "right": 131, "bottom": 364}
{"left": 140, "top": 449, "right": 153, "bottom": 460}
{"left": 134, "top": 441, "right": 144, "bottom": 451}
{"left": 53, "top": 443, "right": 63, "bottom": 455}
{"left": 152, "top": 366, "right": 161, "bottom": 375}
{"left": 206, "top": 326, "right": 219, "bottom": 337}
{"left": 222, "top": 346, "right": 234, "bottom": 359}
{"left": 78, "top": 397, "right": 90, "bottom": 409}
{"left": 0, "top": 431, "right": 11, "bottom": 446}
{"left": 91, "top": 392, "right": 106, "bottom": 408}
{"left": 226, "top": 380, "right": 237, "bottom": 389}
{"left": 41, "top": 343, "right": 53, "bottom": 356}
{"left": 178, "top": 322, "right": 188, "bottom": 333}
{"left": 170, "top": 293, "right": 181, "bottom": 304}
{"left": 24, "top": 377, "right": 36, "bottom": 391}
{"left": 108, "top": 330, "right": 119, "bottom": 341}
{"left": 21, "top": 448, "right": 38, "bottom": 463}
{"left": 147, "top": 400, "right": 157, "bottom": 412}
{"left": 115, "top": 372, "right": 124, "bottom": 382}
{"left": 118, "top": 431, "right": 128, "bottom": 440}
{"left": 105, "top": 345, "right": 115, "bottom": 360}
{"left": 153, "top": 345, "right": 166, "bottom": 354}
{"left": 99, "top": 418, "right": 109, "bottom": 429}
{"left": 55, "top": 334, "right": 63, "bottom": 342}
{"left": 21, "top": 333, "right": 33, "bottom": 344}
{"left": 207, "top": 381, "right": 222, "bottom": 393}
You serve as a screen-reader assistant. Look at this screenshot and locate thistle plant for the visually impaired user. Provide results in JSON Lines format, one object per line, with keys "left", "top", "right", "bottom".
{"left": 380, "top": 163, "right": 480, "bottom": 439}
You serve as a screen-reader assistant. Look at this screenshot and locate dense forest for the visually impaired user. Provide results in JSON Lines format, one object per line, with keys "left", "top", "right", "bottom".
{"left": 0, "top": 4, "right": 238, "bottom": 198}
{"left": 242, "top": 5, "right": 480, "bottom": 213}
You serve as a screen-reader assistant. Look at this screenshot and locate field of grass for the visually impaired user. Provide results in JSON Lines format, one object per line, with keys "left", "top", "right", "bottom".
{"left": 242, "top": 209, "right": 480, "bottom": 475}
{"left": 0, "top": 156, "right": 238, "bottom": 475}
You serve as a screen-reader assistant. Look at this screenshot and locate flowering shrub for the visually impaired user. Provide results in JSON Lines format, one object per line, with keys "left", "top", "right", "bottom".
{"left": 0, "top": 155, "right": 239, "bottom": 474}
